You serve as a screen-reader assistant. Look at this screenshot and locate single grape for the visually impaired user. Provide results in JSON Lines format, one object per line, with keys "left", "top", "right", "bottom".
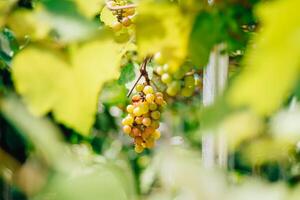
{"left": 150, "top": 120, "right": 160, "bottom": 129}
{"left": 112, "top": 22, "right": 122, "bottom": 32}
{"left": 135, "top": 145, "right": 144, "bottom": 153}
{"left": 161, "top": 73, "right": 172, "bottom": 84}
{"left": 163, "top": 64, "right": 170, "bottom": 72}
{"left": 132, "top": 94, "right": 140, "bottom": 102}
{"left": 135, "top": 116, "right": 143, "bottom": 124}
{"left": 122, "top": 115, "right": 133, "bottom": 125}
{"left": 121, "top": 17, "right": 132, "bottom": 27}
{"left": 144, "top": 127, "right": 155, "bottom": 135}
{"left": 153, "top": 130, "right": 161, "bottom": 140}
{"left": 154, "top": 52, "right": 165, "bottom": 65}
{"left": 155, "top": 96, "right": 164, "bottom": 105}
{"left": 149, "top": 102, "right": 158, "bottom": 111}
{"left": 123, "top": 125, "right": 131, "bottom": 134}
{"left": 146, "top": 93, "right": 155, "bottom": 103}
{"left": 145, "top": 139, "right": 155, "bottom": 148}
{"left": 155, "top": 66, "right": 164, "bottom": 75}
{"left": 181, "top": 87, "right": 194, "bottom": 97}
{"left": 139, "top": 102, "right": 149, "bottom": 114}
{"left": 173, "top": 69, "right": 185, "bottom": 80}
{"left": 184, "top": 75, "right": 195, "bottom": 88}
{"left": 133, "top": 107, "right": 143, "bottom": 116}
{"left": 142, "top": 117, "right": 151, "bottom": 127}
{"left": 126, "top": 105, "right": 134, "bottom": 113}
{"left": 143, "top": 85, "right": 154, "bottom": 94}
{"left": 136, "top": 83, "right": 144, "bottom": 92}
{"left": 166, "top": 81, "right": 180, "bottom": 96}
{"left": 151, "top": 111, "right": 161, "bottom": 120}
{"left": 132, "top": 127, "right": 141, "bottom": 136}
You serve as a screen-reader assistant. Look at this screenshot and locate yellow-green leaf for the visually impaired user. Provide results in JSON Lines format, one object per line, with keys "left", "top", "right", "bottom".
{"left": 136, "top": 1, "right": 192, "bottom": 71}
{"left": 12, "top": 38, "right": 122, "bottom": 135}
{"left": 227, "top": 0, "right": 300, "bottom": 115}
{"left": 100, "top": 6, "right": 118, "bottom": 27}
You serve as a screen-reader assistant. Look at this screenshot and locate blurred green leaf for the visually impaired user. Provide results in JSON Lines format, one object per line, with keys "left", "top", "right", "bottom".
{"left": 118, "top": 63, "right": 135, "bottom": 85}
{"left": 100, "top": 81, "right": 128, "bottom": 106}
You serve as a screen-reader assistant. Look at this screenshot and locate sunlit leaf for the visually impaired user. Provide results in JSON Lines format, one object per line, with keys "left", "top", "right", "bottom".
{"left": 100, "top": 6, "right": 118, "bottom": 27}
{"left": 136, "top": 1, "right": 192, "bottom": 71}
{"left": 12, "top": 37, "right": 123, "bottom": 135}
{"left": 118, "top": 63, "right": 135, "bottom": 85}
{"left": 228, "top": 0, "right": 300, "bottom": 115}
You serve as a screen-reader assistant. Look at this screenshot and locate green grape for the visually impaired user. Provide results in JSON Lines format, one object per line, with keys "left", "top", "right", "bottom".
{"left": 149, "top": 102, "right": 158, "bottom": 111}
{"left": 142, "top": 117, "right": 151, "bottom": 126}
{"left": 143, "top": 85, "right": 154, "bottom": 94}
{"left": 151, "top": 111, "right": 161, "bottom": 120}
{"left": 155, "top": 66, "right": 164, "bottom": 75}
{"left": 163, "top": 64, "right": 170, "bottom": 72}
{"left": 184, "top": 75, "right": 195, "bottom": 88}
{"left": 139, "top": 102, "right": 149, "bottom": 114}
{"left": 123, "top": 125, "right": 131, "bottom": 134}
{"left": 154, "top": 52, "right": 165, "bottom": 65}
{"left": 133, "top": 107, "right": 143, "bottom": 116}
{"left": 126, "top": 105, "right": 134, "bottom": 113}
{"left": 112, "top": 22, "right": 122, "bottom": 32}
{"left": 146, "top": 93, "right": 155, "bottom": 103}
{"left": 136, "top": 83, "right": 144, "bottom": 92}
{"left": 161, "top": 73, "right": 172, "bottom": 84}
{"left": 181, "top": 87, "right": 194, "bottom": 97}
{"left": 166, "top": 81, "right": 180, "bottom": 96}
{"left": 173, "top": 69, "right": 185, "bottom": 80}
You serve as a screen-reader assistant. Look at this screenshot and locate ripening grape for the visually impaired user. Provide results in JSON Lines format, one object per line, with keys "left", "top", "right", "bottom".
{"left": 153, "top": 130, "right": 161, "bottom": 140}
{"left": 156, "top": 66, "right": 164, "bottom": 75}
{"left": 167, "top": 81, "right": 181, "bottom": 96}
{"left": 112, "top": 22, "right": 122, "bottom": 31}
{"left": 154, "top": 52, "right": 166, "bottom": 65}
{"left": 121, "top": 17, "right": 132, "bottom": 27}
{"left": 122, "top": 84, "right": 164, "bottom": 153}
{"left": 161, "top": 73, "right": 172, "bottom": 84}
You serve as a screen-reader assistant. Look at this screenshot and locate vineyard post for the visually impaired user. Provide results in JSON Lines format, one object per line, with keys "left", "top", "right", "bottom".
{"left": 202, "top": 44, "right": 229, "bottom": 169}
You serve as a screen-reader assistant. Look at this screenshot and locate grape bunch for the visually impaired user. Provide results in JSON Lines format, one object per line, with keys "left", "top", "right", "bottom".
{"left": 154, "top": 62, "right": 200, "bottom": 97}
{"left": 106, "top": 0, "right": 135, "bottom": 31}
{"left": 122, "top": 84, "right": 165, "bottom": 153}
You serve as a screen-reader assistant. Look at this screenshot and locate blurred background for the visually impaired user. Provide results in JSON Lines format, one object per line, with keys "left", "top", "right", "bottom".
{"left": 1, "top": 0, "right": 300, "bottom": 199}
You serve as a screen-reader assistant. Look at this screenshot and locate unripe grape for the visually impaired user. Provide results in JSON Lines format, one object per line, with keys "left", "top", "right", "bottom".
{"left": 123, "top": 125, "right": 131, "bottom": 134}
{"left": 135, "top": 116, "right": 143, "bottom": 124}
{"left": 153, "top": 130, "right": 161, "bottom": 140}
{"left": 142, "top": 117, "right": 151, "bottom": 126}
{"left": 166, "top": 81, "right": 180, "bottom": 96}
{"left": 151, "top": 111, "right": 161, "bottom": 120}
{"left": 163, "top": 64, "right": 170, "bottom": 72}
{"left": 121, "top": 17, "right": 132, "bottom": 27}
{"left": 155, "top": 66, "right": 164, "bottom": 75}
{"left": 132, "top": 94, "right": 140, "bottom": 102}
{"left": 181, "top": 87, "right": 194, "bottom": 97}
{"left": 143, "top": 85, "right": 154, "bottom": 94}
{"left": 149, "top": 102, "right": 158, "bottom": 111}
{"left": 134, "top": 145, "right": 144, "bottom": 153}
{"left": 155, "top": 92, "right": 163, "bottom": 97}
{"left": 154, "top": 52, "right": 165, "bottom": 65}
{"left": 133, "top": 107, "right": 143, "bottom": 116}
{"left": 146, "top": 93, "right": 155, "bottom": 103}
{"left": 112, "top": 22, "right": 122, "bottom": 32}
{"left": 139, "top": 102, "right": 149, "bottom": 114}
{"left": 155, "top": 96, "right": 164, "bottom": 105}
{"left": 126, "top": 105, "right": 134, "bottom": 113}
{"left": 132, "top": 127, "right": 141, "bottom": 137}
{"left": 184, "top": 75, "right": 195, "bottom": 88}
{"left": 135, "top": 83, "right": 144, "bottom": 92}
{"left": 161, "top": 73, "right": 172, "bottom": 84}
{"left": 173, "top": 69, "right": 185, "bottom": 80}
{"left": 151, "top": 120, "right": 160, "bottom": 129}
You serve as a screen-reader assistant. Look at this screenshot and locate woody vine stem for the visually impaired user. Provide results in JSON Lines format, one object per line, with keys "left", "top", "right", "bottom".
{"left": 127, "top": 56, "right": 153, "bottom": 97}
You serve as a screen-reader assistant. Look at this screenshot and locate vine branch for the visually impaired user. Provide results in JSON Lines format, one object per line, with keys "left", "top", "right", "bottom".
{"left": 127, "top": 56, "right": 153, "bottom": 97}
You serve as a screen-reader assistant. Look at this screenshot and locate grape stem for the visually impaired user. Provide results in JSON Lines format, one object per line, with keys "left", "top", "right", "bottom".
{"left": 127, "top": 56, "right": 153, "bottom": 97}
{"left": 106, "top": 1, "right": 137, "bottom": 10}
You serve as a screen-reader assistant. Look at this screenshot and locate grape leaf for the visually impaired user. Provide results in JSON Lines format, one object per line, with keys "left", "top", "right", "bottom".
{"left": 118, "top": 63, "right": 135, "bottom": 85}
{"left": 100, "top": 6, "right": 118, "bottom": 27}
{"left": 136, "top": 1, "right": 192, "bottom": 71}
{"left": 12, "top": 37, "right": 123, "bottom": 135}
{"left": 188, "top": 12, "right": 224, "bottom": 67}
{"left": 227, "top": 0, "right": 300, "bottom": 115}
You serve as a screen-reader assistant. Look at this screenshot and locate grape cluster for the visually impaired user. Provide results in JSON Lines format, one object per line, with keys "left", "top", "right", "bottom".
{"left": 154, "top": 62, "right": 199, "bottom": 97}
{"left": 122, "top": 84, "right": 165, "bottom": 153}
{"left": 107, "top": 0, "right": 135, "bottom": 31}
